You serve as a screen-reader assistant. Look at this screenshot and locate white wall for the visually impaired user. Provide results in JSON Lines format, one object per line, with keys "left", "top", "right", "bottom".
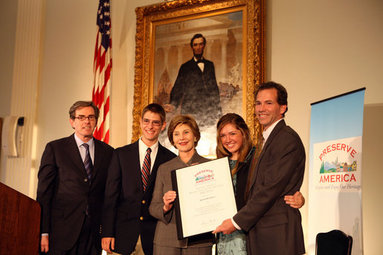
{"left": 1, "top": 0, "right": 382, "bottom": 254}
{"left": 36, "top": 0, "right": 98, "bottom": 165}
{"left": 0, "top": 1, "right": 18, "bottom": 116}
{"left": 0, "top": 0, "right": 44, "bottom": 196}
{"left": 267, "top": 1, "right": 383, "bottom": 254}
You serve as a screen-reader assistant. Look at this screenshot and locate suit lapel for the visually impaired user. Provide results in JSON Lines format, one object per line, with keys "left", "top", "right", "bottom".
{"left": 92, "top": 138, "right": 102, "bottom": 181}
{"left": 132, "top": 141, "right": 142, "bottom": 181}
{"left": 68, "top": 134, "right": 88, "bottom": 179}
{"left": 146, "top": 143, "right": 165, "bottom": 192}
{"left": 263, "top": 119, "right": 286, "bottom": 150}
{"left": 130, "top": 141, "right": 144, "bottom": 192}
{"left": 189, "top": 58, "right": 203, "bottom": 74}
{"left": 151, "top": 144, "right": 163, "bottom": 174}
{"left": 249, "top": 120, "right": 286, "bottom": 188}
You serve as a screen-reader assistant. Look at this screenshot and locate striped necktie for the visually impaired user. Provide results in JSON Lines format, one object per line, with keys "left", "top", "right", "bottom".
{"left": 141, "top": 147, "right": 152, "bottom": 191}
{"left": 82, "top": 143, "right": 93, "bottom": 181}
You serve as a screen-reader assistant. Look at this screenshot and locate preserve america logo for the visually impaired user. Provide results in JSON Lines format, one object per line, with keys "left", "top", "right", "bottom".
{"left": 194, "top": 169, "right": 214, "bottom": 184}
{"left": 313, "top": 136, "right": 362, "bottom": 191}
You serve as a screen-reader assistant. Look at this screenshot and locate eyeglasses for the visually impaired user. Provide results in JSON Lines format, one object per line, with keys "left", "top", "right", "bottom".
{"left": 142, "top": 118, "right": 162, "bottom": 127}
{"left": 74, "top": 115, "right": 96, "bottom": 121}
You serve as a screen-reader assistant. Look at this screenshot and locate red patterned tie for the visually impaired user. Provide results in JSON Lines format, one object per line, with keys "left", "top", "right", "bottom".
{"left": 141, "top": 147, "right": 152, "bottom": 191}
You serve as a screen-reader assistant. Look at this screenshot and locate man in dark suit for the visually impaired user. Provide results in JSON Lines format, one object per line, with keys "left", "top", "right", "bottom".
{"left": 165, "top": 33, "right": 221, "bottom": 127}
{"left": 36, "top": 101, "right": 114, "bottom": 255}
{"left": 214, "top": 81, "right": 306, "bottom": 255}
{"left": 101, "top": 103, "right": 176, "bottom": 255}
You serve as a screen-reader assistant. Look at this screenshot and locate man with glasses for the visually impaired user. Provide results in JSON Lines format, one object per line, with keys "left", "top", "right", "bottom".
{"left": 37, "top": 101, "right": 114, "bottom": 254}
{"left": 101, "top": 103, "right": 176, "bottom": 255}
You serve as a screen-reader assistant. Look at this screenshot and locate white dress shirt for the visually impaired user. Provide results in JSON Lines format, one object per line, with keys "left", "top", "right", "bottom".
{"left": 138, "top": 138, "right": 159, "bottom": 173}
{"left": 74, "top": 134, "right": 95, "bottom": 165}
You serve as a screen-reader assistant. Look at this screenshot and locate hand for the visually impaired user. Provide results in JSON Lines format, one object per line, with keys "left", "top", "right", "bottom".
{"left": 213, "top": 218, "right": 236, "bottom": 235}
{"left": 163, "top": 190, "right": 177, "bottom": 212}
{"left": 40, "top": 235, "right": 49, "bottom": 253}
{"left": 164, "top": 104, "right": 175, "bottom": 113}
{"left": 284, "top": 191, "right": 305, "bottom": 209}
{"left": 101, "top": 237, "right": 115, "bottom": 253}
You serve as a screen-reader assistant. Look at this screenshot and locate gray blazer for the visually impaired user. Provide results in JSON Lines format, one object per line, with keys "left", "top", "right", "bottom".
{"left": 149, "top": 152, "right": 214, "bottom": 248}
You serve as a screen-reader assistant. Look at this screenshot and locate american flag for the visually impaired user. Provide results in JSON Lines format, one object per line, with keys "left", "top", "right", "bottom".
{"left": 92, "top": 0, "right": 111, "bottom": 143}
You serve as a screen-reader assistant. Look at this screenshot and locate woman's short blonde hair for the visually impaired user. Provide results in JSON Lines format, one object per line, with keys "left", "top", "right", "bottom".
{"left": 168, "top": 115, "right": 200, "bottom": 148}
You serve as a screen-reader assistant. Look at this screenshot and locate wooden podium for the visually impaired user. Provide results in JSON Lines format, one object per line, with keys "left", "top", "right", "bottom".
{"left": 0, "top": 182, "right": 41, "bottom": 254}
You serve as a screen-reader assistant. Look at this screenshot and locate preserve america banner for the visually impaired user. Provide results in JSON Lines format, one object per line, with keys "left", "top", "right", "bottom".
{"left": 307, "top": 88, "right": 365, "bottom": 255}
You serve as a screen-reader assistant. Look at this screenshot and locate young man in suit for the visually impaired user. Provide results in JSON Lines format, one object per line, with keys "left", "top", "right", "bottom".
{"left": 214, "top": 81, "right": 306, "bottom": 255}
{"left": 101, "top": 103, "right": 176, "bottom": 255}
{"left": 37, "top": 101, "right": 114, "bottom": 254}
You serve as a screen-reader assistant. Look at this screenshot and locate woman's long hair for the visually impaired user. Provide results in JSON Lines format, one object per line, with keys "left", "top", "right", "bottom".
{"left": 216, "top": 113, "right": 253, "bottom": 176}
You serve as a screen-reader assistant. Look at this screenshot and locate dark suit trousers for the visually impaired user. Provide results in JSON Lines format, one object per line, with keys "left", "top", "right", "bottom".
{"left": 47, "top": 215, "right": 100, "bottom": 255}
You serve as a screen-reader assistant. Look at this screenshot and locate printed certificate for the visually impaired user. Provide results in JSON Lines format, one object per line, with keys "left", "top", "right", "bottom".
{"left": 171, "top": 157, "right": 237, "bottom": 239}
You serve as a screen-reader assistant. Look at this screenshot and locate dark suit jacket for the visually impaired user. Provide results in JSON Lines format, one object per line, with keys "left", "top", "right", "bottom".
{"left": 170, "top": 58, "right": 221, "bottom": 125}
{"left": 36, "top": 134, "right": 114, "bottom": 251}
{"left": 102, "top": 141, "right": 176, "bottom": 255}
{"left": 233, "top": 120, "right": 306, "bottom": 255}
{"left": 234, "top": 147, "right": 255, "bottom": 211}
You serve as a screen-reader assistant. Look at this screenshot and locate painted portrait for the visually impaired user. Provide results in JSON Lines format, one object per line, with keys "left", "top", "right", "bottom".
{"left": 133, "top": 0, "right": 265, "bottom": 156}
{"left": 153, "top": 11, "right": 244, "bottom": 155}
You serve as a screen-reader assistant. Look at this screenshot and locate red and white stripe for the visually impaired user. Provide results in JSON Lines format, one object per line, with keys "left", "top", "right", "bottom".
{"left": 92, "top": 0, "right": 111, "bottom": 144}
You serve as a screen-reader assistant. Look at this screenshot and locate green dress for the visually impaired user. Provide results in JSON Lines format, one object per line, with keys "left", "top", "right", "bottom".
{"left": 217, "top": 147, "right": 255, "bottom": 255}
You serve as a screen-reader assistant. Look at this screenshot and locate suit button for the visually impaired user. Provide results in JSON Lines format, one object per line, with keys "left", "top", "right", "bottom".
{"left": 84, "top": 178, "right": 88, "bottom": 182}
{"left": 140, "top": 216, "right": 143, "bottom": 221}
{"left": 142, "top": 200, "right": 146, "bottom": 204}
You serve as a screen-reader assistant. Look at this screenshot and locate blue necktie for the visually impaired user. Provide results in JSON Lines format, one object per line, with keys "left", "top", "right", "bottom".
{"left": 82, "top": 143, "right": 93, "bottom": 181}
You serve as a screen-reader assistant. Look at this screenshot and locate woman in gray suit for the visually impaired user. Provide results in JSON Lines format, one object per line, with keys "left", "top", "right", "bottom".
{"left": 149, "top": 115, "right": 214, "bottom": 255}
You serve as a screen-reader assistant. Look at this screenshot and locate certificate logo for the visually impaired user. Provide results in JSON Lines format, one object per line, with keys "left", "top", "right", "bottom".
{"left": 194, "top": 169, "right": 214, "bottom": 184}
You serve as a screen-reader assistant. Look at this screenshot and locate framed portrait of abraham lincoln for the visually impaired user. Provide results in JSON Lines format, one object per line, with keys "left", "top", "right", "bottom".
{"left": 133, "top": 0, "right": 265, "bottom": 156}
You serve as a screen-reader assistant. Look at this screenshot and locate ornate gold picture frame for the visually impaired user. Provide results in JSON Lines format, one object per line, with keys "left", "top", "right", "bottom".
{"left": 132, "top": 0, "right": 265, "bottom": 153}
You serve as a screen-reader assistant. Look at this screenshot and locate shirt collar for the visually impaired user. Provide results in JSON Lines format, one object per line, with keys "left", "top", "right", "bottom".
{"left": 74, "top": 133, "right": 94, "bottom": 147}
{"left": 262, "top": 119, "right": 283, "bottom": 144}
{"left": 194, "top": 56, "right": 204, "bottom": 62}
{"left": 139, "top": 137, "right": 159, "bottom": 152}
